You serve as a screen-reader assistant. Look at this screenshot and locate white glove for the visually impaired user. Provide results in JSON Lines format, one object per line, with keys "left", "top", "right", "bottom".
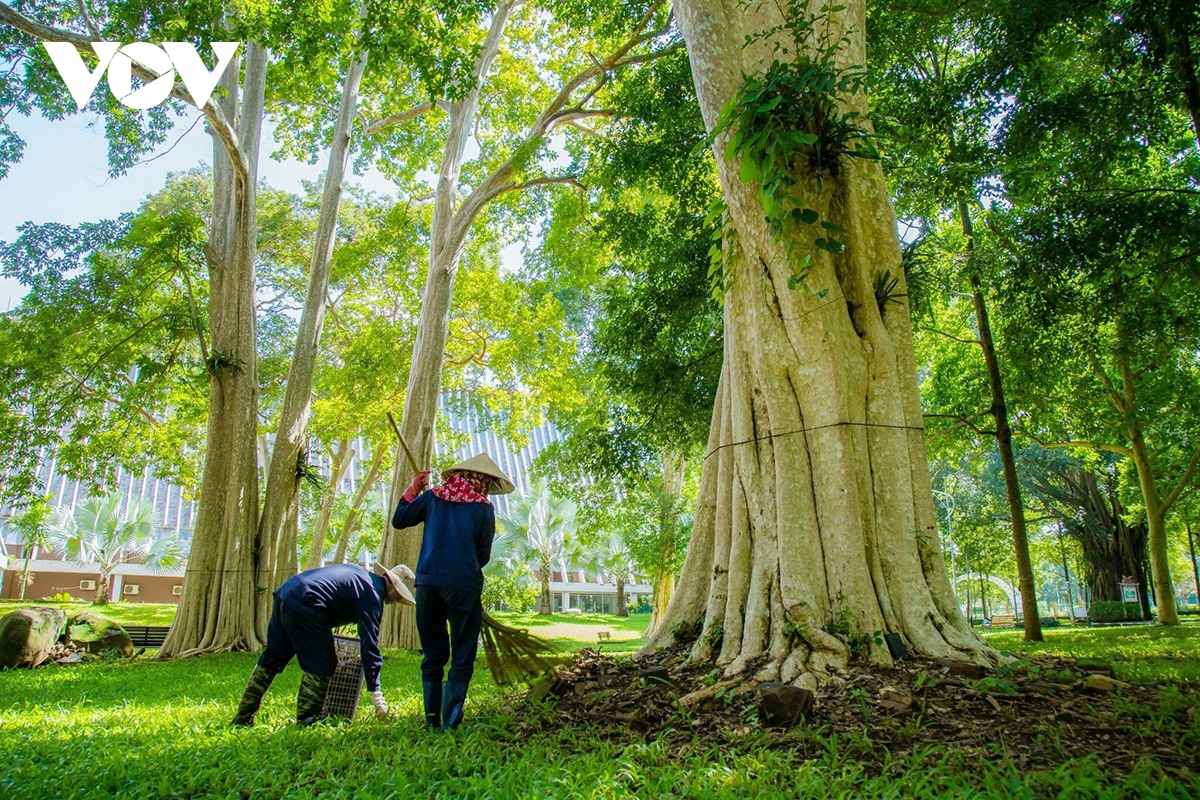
{"left": 370, "top": 690, "right": 389, "bottom": 720}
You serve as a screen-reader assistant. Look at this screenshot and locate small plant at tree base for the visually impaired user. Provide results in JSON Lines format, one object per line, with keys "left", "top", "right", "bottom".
{"left": 705, "top": 623, "right": 725, "bottom": 651}
{"left": 710, "top": 0, "right": 879, "bottom": 293}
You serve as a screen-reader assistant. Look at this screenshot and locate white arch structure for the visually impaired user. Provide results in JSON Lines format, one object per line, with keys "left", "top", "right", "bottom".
{"left": 952, "top": 573, "right": 1021, "bottom": 613}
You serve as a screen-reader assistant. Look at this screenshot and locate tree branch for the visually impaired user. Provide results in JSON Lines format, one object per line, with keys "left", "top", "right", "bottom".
{"left": 363, "top": 100, "right": 449, "bottom": 137}
{"left": 920, "top": 326, "right": 980, "bottom": 346}
{"left": 75, "top": 0, "right": 100, "bottom": 38}
{"left": 1162, "top": 440, "right": 1200, "bottom": 512}
{"left": 448, "top": 2, "right": 674, "bottom": 248}
{"left": 1085, "top": 351, "right": 1123, "bottom": 413}
{"left": 1021, "top": 431, "right": 1134, "bottom": 459}
{"left": 495, "top": 174, "right": 585, "bottom": 196}
{"left": 923, "top": 411, "right": 995, "bottom": 439}
{"left": 0, "top": 2, "right": 248, "bottom": 184}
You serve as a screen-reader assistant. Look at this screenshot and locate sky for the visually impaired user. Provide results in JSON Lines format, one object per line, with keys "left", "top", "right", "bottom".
{"left": 0, "top": 107, "right": 519, "bottom": 309}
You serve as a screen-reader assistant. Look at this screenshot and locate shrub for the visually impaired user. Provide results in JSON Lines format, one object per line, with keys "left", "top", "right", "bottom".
{"left": 1088, "top": 601, "right": 1142, "bottom": 622}
{"left": 481, "top": 574, "right": 539, "bottom": 613}
{"left": 41, "top": 592, "right": 81, "bottom": 603}
{"left": 1177, "top": 604, "right": 1199, "bottom": 616}
{"left": 1039, "top": 617, "right": 1061, "bottom": 628}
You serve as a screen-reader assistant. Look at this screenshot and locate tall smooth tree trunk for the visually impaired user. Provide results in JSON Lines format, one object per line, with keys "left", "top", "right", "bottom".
{"left": 646, "top": 0, "right": 991, "bottom": 685}
{"left": 379, "top": 1, "right": 518, "bottom": 649}
{"left": 1056, "top": 525, "right": 1075, "bottom": 621}
{"left": 964, "top": 565, "right": 972, "bottom": 623}
{"left": 648, "top": 448, "right": 685, "bottom": 636}
{"left": 1189, "top": 523, "right": 1199, "bottom": 609}
{"left": 258, "top": 51, "right": 369, "bottom": 621}
{"left": 305, "top": 440, "right": 353, "bottom": 569}
{"left": 957, "top": 197, "right": 1042, "bottom": 641}
{"left": 1129, "top": 434, "right": 1180, "bottom": 624}
{"left": 616, "top": 576, "right": 627, "bottom": 617}
{"left": 161, "top": 43, "right": 268, "bottom": 657}
{"left": 333, "top": 442, "right": 387, "bottom": 564}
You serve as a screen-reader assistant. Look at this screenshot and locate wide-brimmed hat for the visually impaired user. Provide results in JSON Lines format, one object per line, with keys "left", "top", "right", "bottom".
{"left": 374, "top": 562, "right": 416, "bottom": 606}
{"left": 446, "top": 452, "right": 515, "bottom": 495}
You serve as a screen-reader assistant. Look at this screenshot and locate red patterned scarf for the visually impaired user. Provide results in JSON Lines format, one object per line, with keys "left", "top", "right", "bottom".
{"left": 432, "top": 471, "right": 492, "bottom": 505}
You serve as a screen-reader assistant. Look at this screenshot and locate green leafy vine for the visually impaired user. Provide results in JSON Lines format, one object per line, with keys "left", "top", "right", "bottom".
{"left": 711, "top": 0, "right": 878, "bottom": 291}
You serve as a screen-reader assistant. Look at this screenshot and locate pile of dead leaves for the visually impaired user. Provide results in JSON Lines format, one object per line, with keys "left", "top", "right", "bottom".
{"left": 514, "top": 645, "right": 1198, "bottom": 779}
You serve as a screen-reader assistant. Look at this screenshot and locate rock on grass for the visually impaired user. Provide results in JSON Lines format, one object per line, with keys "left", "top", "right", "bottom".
{"left": 0, "top": 607, "right": 67, "bottom": 668}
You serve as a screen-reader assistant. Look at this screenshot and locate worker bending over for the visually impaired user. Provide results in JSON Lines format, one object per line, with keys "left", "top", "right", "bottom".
{"left": 231, "top": 562, "right": 415, "bottom": 726}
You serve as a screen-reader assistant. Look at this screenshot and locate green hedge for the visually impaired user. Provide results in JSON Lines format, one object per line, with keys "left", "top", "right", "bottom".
{"left": 1088, "top": 600, "right": 1142, "bottom": 622}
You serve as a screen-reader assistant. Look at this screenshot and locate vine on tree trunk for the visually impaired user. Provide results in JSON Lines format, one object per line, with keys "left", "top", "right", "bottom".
{"left": 710, "top": 0, "right": 878, "bottom": 291}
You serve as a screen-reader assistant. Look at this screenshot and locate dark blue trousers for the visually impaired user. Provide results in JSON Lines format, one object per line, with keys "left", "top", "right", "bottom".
{"left": 257, "top": 594, "right": 337, "bottom": 678}
{"left": 415, "top": 585, "right": 482, "bottom": 684}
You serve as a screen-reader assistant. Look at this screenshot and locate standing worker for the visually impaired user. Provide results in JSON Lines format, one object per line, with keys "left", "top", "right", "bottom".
{"left": 231, "top": 562, "right": 415, "bottom": 726}
{"left": 393, "top": 453, "right": 514, "bottom": 730}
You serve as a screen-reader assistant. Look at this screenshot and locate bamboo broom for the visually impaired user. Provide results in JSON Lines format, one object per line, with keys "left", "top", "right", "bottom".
{"left": 386, "top": 413, "right": 555, "bottom": 685}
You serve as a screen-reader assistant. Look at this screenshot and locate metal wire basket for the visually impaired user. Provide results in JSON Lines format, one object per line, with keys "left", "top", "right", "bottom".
{"left": 321, "top": 634, "right": 365, "bottom": 719}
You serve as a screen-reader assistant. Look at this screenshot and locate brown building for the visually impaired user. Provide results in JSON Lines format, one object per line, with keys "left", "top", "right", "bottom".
{"left": 1, "top": 540, "right": 185, "bottom": 604}
{"left": 1, "top": 451, "right": 193, "bottom": 605}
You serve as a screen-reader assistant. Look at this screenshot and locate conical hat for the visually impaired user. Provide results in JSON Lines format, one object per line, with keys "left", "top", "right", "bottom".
{"left": 374, "top": 562, "right": 416, "bottom": 606}
{"left": 446, "top": 452, "right": 515, "bottom": 495}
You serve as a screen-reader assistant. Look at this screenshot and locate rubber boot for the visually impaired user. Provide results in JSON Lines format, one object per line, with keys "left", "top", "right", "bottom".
{"left": 231, "top": 665, "right": 275, "bottom": 726}
{"left": 422, "top": 680, "right": 442, "bottom": 731}
{"left": 296, "top": 672, "right": 331, "bottom": 726}
{"left": 441, "top": 680, "right": 469, "bottom": 731}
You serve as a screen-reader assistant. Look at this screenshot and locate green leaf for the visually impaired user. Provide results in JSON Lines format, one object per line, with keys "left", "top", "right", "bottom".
{"left": 792, "top": 208, "right": 820, "bottom": 225}
{"left": 815, "top": 237, "right": 844, "bottom": 254}
{"left": 739, "top": 156, "right": 759, "bottom": 184}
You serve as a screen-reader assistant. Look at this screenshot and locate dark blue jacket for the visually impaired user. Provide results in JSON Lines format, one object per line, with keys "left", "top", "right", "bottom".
{"left": 275, "top": 564, "right": 386, "bottom": 692}
{"left": 392, "top": 490, "right": 495, "bottom": 591}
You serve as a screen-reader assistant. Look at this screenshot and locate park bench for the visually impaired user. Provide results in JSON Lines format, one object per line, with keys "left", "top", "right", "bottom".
{"left": 596, "top": 630, "right": 612, "bottom": 642}
{"left": 985, "top": 613, "right": 1016, "bottom": 629}
{"left": 125, "top": 625, "right": 171, "bottom": 648}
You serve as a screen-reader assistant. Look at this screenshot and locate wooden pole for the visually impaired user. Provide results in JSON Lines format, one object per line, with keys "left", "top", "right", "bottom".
{"left": 387, "top": 412, "right": 423, "bottom": 474}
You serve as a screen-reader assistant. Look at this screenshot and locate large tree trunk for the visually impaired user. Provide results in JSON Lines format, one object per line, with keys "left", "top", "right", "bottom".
{"left": 1042, "top": 468, "right": 1151, "bottom": 619}
{"left": 616, "top": 576, "right": 627, "bottom": 617}
{"left": 160, "top": 44, "right": 268, "bottom": 657}
{"left": 258, "top": 51, "right": 368, "bottom": 609}
{"left": 645, "top": 0, "right": 991, "bottom": 685}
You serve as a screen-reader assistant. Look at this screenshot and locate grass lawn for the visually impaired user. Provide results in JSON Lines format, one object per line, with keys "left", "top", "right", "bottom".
{"left": 983, "top": 624, "right": 1200, "bottom": 683}
{"left": 491, "top": 611, "right": 651, "bottom": 654}
{"left": 1, "top": 617, "right": 1196, "bottom": 798}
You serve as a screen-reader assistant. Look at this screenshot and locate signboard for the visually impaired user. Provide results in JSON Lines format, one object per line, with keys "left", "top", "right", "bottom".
{"left": 1120, "top": 576, "right": 1139, "bottom": 604}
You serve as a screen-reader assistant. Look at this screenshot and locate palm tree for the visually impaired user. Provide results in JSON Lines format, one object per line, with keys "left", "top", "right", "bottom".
{"left": 11, "top": 497, "right": 53, "bottom": 601}
{"left": 589, "top": 534, "right": 636, "bottom": 617}
{"left": 47, "top": 495, "right": 184, "bottom": 606}
{"left": 498, "top": 482, "right": 579, "bottom": 614}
